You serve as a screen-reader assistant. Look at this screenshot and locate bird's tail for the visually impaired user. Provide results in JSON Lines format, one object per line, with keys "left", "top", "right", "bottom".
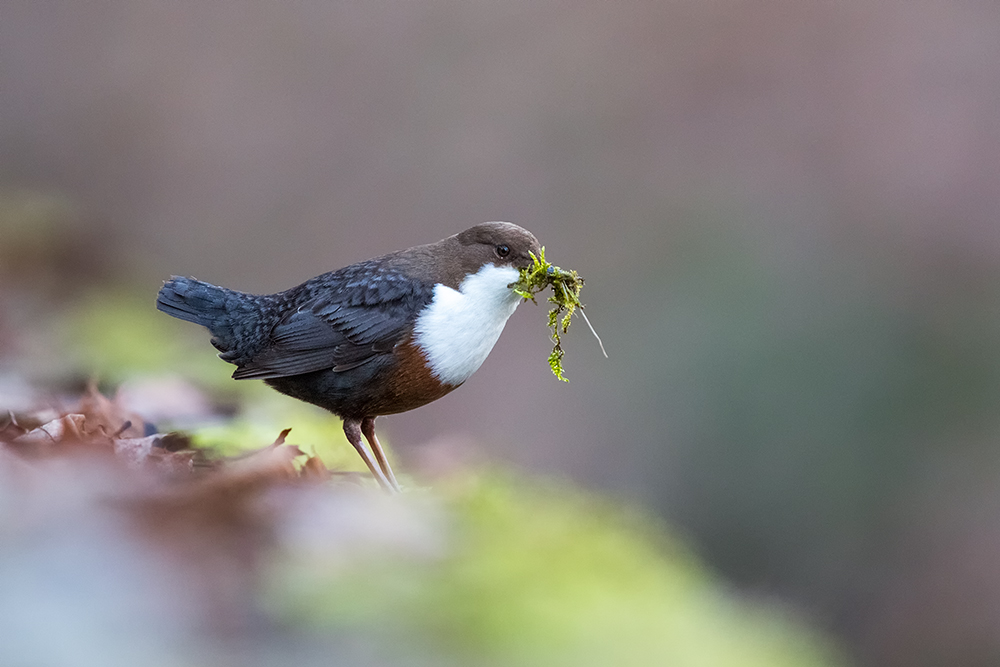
{"left": 156, "top": 276, "right": 262, "bottom": 363}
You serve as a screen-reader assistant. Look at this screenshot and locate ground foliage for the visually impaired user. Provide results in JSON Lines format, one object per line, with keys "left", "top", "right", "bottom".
{"left": 0, "top": 378, "right": 846, "bottom": 667}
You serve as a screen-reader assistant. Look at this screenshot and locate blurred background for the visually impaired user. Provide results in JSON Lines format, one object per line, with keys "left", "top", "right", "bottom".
{"left": 3, "top": 1, "right": 1000, "bottom": 665}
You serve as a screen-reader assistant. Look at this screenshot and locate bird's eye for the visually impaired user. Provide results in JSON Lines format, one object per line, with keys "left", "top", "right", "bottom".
{"left": 495, "top": 244, "right": 511, "bottom": 258}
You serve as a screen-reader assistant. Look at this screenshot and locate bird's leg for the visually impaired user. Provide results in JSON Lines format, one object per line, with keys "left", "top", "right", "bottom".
{"left": 361, "top": 416, "right": 401, "bottom": 492}
{"left": 343, "top": 418, "right": 394, "bottom": 492}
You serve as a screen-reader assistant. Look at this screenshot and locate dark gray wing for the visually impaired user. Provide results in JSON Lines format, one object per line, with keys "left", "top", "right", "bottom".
{"left": 232, "top": 264, "right": 435, "bottom": 380}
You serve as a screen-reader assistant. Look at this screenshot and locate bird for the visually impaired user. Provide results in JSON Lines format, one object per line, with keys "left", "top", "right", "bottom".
{"left": 156, "top": 221, "right": 541, "bottom": 492}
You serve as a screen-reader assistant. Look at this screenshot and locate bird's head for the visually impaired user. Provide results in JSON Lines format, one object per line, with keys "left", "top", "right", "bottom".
{"left": 453, "top": 221, "right": 542, "bottom": 273}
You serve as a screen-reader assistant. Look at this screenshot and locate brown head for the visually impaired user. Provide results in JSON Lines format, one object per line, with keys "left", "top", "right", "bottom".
{"left": 453, "top": 221, "right": 541, "bottom": 270}
{"left": 440, "top": 221, "right": 541, "bottom": 288}
{"left": 387, "top": 221, "right": 542, "bottom": 289}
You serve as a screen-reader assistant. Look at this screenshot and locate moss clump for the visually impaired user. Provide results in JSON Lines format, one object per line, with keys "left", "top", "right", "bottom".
{"left": 509, "top": 248, "right": 586, "bottom": 381}
{"left": 270, "top": 471, "right": 848, "bottom": 667}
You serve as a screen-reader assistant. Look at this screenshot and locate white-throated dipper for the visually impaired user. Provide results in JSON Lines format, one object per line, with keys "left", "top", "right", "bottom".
{"left": 156, "top": 222, "right": 541, "bottom": 491}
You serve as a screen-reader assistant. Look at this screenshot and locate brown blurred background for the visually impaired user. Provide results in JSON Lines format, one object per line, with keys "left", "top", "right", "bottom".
{"left": 3, "top": 1, "right": 1000, "bottom": 664}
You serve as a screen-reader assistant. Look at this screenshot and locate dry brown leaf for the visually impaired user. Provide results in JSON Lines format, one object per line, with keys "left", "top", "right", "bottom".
{"left": 0, "top": 412, "right": 26, "bottom": 441}
{"left": 2, "top": 384, "right": 209, "bottom": 476}
{"left": 78, "top": 382, "right": 145, "bottom": 439}
{"left": 300, "top": 454, "right": 330, "bottom": 480}
{"left": 216, "top": 429, "right": 303, "bottom": 486}
{"left": 114, "top": 434, "right": 200, "bottom": 473}
{"left": 12, "top": 413, "right": 88, "bottom": 447}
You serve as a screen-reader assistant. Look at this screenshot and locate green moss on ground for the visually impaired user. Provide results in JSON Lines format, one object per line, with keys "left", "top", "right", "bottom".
{"left": 271, "top": 472, "right": 846, "bottom": 667}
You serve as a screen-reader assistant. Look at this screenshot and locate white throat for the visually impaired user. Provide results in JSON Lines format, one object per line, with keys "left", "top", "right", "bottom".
{"left": 413, "top": 263, "right": 522, "bottom": 386}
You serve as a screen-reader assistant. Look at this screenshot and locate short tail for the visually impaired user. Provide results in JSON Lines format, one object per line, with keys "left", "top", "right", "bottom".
{"left": 156, "top": 276, "right": 261, "bottom": 362}
{"left": 156, "top": 276, "right": 229, "bottom": 326}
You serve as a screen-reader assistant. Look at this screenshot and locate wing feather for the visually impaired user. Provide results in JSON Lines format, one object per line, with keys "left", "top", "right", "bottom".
{"left": 232, "top": 267, "right": 434, "bottom": 380}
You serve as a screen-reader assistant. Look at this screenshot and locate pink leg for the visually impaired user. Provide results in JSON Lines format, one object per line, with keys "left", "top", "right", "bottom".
{"left": 343, "top": 418, "right": 394, "bottom": 492}
{"left": 361, "top": 416, "right": 400, "bottom": 492}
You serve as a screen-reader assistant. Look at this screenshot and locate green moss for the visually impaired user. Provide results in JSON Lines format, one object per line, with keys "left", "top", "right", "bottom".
{"left": 270, "top": 472, "right": 846, "bottom": 667}
{"left": 190, "top": 393, "right": 364, "bottom": 471}
{"left": 509, "top": 248, "right": 586, "bottom": 381}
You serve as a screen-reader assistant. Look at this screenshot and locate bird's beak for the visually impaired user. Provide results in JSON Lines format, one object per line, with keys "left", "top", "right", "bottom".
{"left": 515, "top": 254, "right": 537, "bottom": 271}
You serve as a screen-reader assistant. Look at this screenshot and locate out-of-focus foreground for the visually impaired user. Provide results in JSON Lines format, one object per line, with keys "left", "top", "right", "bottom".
{"left": 3, "top": 1, "right": 1000, "bottom": 665}
{"left": 0, "top": 384, "right": 840, "bottom": 666}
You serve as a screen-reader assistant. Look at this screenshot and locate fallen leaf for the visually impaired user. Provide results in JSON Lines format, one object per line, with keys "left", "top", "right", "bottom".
{"left": 301, "top": 455, "right": 330, "bottom": 480}
{"left": 13, "top": 413, "right": 88, "bottom": 446}
{"left": 78, "top": 382, "right": 146, "bottom": 439}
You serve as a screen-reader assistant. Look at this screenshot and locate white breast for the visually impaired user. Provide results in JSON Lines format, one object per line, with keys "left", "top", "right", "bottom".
{"left": 413, "top": 264, "right": 522, "bottom": 386}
